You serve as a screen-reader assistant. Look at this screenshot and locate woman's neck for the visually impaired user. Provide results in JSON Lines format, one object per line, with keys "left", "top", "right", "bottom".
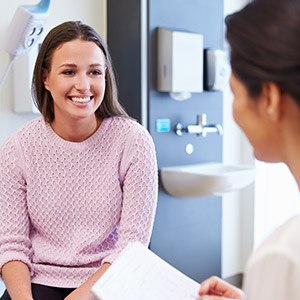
{"left": 281, "top": 95, "right": 300, "bottom": 189}
{"left": 50, "top": 116, "right": 102, "bottom": 142}
{"left": 287, "top": 150, "right": 300, "bottom": 190}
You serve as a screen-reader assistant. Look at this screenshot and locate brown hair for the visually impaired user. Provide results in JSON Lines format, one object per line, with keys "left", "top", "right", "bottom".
{"left": 225, "top": 0, "right": 300, "bottom": 106}
{"left": 32, "top": 20, "right": 128, "bottom": 122}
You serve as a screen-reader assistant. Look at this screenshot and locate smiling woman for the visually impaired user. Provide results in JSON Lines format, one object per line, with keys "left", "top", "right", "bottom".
{"left": 0, "top": 21, "right": 158, "bottom": 300}
{"left": 42, "top": 39, "right": 107, "bottom": 142}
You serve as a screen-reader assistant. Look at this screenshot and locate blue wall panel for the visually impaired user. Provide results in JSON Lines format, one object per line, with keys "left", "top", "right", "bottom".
{"left": 148, "top": 0, "right": 223, "bottom": 282}
{"left": 108, "top": 0, "right": 224, "bottom": 282}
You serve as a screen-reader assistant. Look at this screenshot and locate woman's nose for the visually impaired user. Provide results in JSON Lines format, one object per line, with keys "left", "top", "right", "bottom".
{"left": 74, "top": 74, "right": 90, "bottom": 91}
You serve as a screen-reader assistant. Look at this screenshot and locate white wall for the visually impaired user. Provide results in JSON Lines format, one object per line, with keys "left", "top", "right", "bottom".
{"left": 0, "top": 0, "right": 106, "bottom": 144}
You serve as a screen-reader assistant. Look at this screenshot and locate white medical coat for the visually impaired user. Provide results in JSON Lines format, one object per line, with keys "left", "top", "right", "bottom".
{"left": 243, "top": 215, "right": 300, "bottom": 300}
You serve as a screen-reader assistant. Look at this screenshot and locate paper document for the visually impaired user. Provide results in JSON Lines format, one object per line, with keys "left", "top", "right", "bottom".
{"left": 91, "top": 241, "right": 200, "bottom": 300}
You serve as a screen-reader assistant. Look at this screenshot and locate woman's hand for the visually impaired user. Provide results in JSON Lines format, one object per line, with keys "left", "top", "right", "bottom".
{"left": 199, "top": 276, "right": 244, "bottom": 299}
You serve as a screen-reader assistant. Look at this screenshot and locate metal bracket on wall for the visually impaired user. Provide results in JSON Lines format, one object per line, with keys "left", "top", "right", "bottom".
{"left": 175, "top": 113, "right": 223, "bottom": 137}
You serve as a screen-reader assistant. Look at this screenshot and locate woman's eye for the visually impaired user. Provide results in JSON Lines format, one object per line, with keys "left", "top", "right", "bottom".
{"left": 62, "top": 70, "right": 75, "bottom": 75}
{"left": 90, "top": 69, "right": 104, "bottom": 76}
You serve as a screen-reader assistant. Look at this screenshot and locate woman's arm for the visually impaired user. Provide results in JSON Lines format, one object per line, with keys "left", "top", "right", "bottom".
{"left": 0, "top": 138, "right": 33, "bottom": 299}
{"left": 0, "top": 138, "right": 32, "bottom": 300}
{"left": 101, "top": 124, "right": 158, "bottom": 264}
{"left": 64, "top": 262, "right": 111, "bottom": 300}
{"left": 2, "top": 261, "right": 33, "bottom": 300}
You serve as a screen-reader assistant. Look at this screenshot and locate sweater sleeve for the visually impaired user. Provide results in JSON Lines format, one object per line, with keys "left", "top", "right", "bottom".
{"left": 102, "top": 124, "right": 158, "bottom": 264}
{"left": 0, "top": 136, "right": 32, "bottom": 276}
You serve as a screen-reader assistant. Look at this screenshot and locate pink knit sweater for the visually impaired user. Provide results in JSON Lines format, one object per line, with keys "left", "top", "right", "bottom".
{"left": 0, "top": 116, "right": 158, "bottom": 288}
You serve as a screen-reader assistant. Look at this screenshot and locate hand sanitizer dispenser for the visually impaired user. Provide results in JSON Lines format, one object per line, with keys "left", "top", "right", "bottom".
{"left": 157, "top": 28, "right": 203, "bottom": 101}
{"left": 204, "top": 49, "right": 229, "bottom": 92}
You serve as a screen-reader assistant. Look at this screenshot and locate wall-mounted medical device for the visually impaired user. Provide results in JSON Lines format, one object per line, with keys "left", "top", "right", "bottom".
{"left": 204, "top": 49, "right": 229, "bottom": 92}
{"left": 157, "top": 27, "right": 203, "bottom": 101}
{"left": 13, "top": 45, "right": 40, "bottom": 113}
{"left": 0, "top": 0, "right": 51, "bottom": 112}
{"left": 4, "top": 0, "right": 50, "bottom": 57}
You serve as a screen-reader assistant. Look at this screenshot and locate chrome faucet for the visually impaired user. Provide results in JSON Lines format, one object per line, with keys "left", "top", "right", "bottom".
{"left": 175, "top": 114, "right": 223, "bottom": 137}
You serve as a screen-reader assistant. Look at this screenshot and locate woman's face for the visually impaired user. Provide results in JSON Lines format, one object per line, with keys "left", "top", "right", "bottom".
{"left": 43, "top": 39, "right": 106, "bottom": 123}
{"left": 230, "top": 73, "right": 280, "bottom": 162}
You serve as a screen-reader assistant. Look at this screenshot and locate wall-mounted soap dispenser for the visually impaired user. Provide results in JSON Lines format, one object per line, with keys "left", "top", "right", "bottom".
{"left": 0, "top": 0, "right": 50, "bottom": 111}
{"left": 157, "top": 28, "right": 203, "bottom": 101}
{"left": 204, "top": 49, "right": 229, "bottom": 92}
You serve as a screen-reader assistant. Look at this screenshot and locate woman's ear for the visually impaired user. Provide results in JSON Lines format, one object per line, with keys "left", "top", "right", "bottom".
{"left": 42, "top": 69, "right": 50, "bottom": 91}
{"left": 262, "top": 82, "right": 283, "bottom": 122}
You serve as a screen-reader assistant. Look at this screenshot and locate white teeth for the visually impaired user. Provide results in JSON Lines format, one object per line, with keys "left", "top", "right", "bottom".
{"left": 71, "top": 97, "right": 91, "bottom": 103}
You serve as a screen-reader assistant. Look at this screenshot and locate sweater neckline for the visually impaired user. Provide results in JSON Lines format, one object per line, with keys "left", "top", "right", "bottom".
{"left": 43, "top": 117, "right": 112, "bottom": 150}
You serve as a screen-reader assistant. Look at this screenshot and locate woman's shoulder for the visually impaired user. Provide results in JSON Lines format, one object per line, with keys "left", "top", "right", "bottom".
{"left": 247, "top": 215, "right": 300, "bottom": 269}
{"left": 19, "top": 116, "right": 45, "bottom": 131}
{"left": 107, "top": 116, "right": 155, "bottom": 153}
{"left": 109, "top": 116, "right": 151, "bottom": 136}
{"left": 244, "top": 216, "right": 300, "bottom": 299}
{"left": 262, "top": 215, "right": 300, "bottom": 249}
{"left": 1, "top": 117, "right": 44, "bottom": 147}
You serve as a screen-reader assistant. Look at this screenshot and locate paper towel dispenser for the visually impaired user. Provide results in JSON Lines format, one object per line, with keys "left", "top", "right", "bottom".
{"left": 157, "top": 27, "right": 203, "bottom": 100}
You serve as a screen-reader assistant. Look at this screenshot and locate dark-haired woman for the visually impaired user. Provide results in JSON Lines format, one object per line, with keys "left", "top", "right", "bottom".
{"left": 0, "top": 21, "right": 158, "bottom": 300}
{"left": 199, "top": 0, "right": 300, "bottom": 299}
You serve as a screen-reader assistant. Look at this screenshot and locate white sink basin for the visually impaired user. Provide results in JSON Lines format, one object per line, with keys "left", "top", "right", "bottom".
{"left": 160, "top": 162, "right": 256, "bottom": 198}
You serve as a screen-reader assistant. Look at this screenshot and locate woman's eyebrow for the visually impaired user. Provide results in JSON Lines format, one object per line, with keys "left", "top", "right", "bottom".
{"left": 58, "top": 63, "right": 106, "bottom": 69}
